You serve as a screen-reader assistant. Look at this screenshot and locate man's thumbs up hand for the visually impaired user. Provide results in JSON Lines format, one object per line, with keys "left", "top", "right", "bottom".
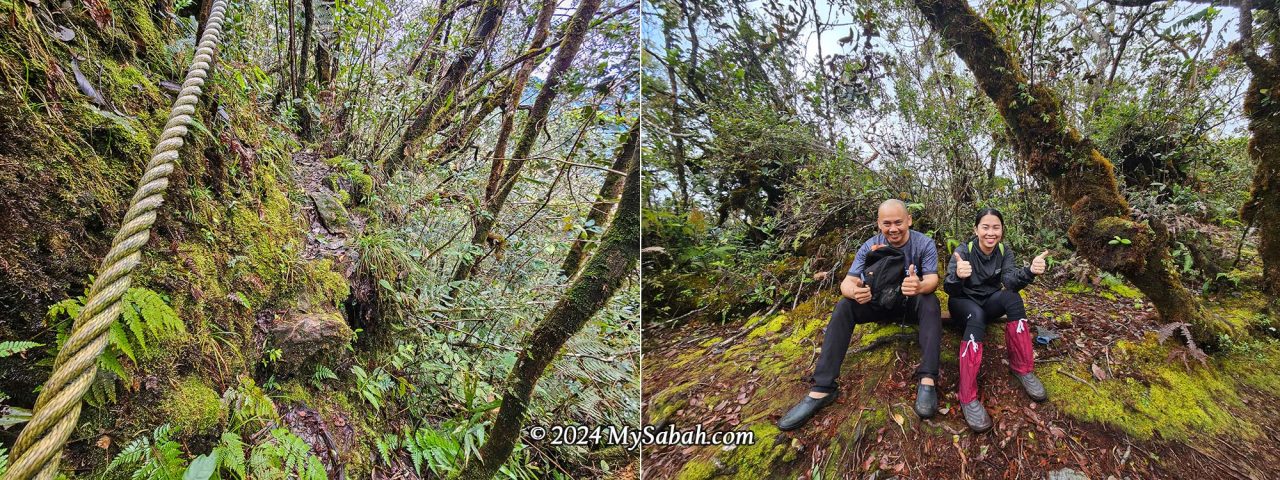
{"left": 954, "top": 252, "right": 972, "bottom": 279}
{"left": 1031, "top": 250, "right": 1050, "bottom": 275}
{"left": 902, "top": 264, "right": 921, "bottom": 296}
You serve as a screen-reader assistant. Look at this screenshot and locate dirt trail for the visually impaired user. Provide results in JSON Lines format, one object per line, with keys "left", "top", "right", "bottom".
{"left": 642, "top": 284, "right": 1280, "bottom": 479}
{"left": 291, "top": 150, "right": 364, "bottom": 272}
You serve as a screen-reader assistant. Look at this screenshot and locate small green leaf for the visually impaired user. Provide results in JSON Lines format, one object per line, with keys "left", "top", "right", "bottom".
{"left": 183, "top": 453, "right": 218, "bottom": 480}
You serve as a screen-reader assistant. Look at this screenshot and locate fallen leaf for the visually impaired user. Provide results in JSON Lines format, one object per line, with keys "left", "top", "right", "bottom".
{"left": 84, "top": 0, "right": 112, "bottom": 29}
{"left": 54, "top": 25, "right": 74, "bottom": 41}
{"left": 1091, "top": 363, "right": 1109, "bottom": 381}
{"left": 892, "top": 412, "right": 904, "bottom": 427}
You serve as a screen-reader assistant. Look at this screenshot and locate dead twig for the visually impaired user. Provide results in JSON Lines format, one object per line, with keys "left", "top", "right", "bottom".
{"left": 1056, "top": 368, "right": 1099, "bottom": 393}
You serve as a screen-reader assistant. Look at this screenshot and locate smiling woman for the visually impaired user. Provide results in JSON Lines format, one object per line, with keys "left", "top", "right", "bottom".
{"left": 639, "top": 0, "right": 1280, "bottom": 478}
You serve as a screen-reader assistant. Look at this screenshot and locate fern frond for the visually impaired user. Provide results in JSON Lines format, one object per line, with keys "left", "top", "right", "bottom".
{"left": 215, "top": 431, "right": 247, "bottom": 479}
{"left": 45, "top": 298, "right": 82, "bottom": 323}
{"left": 0, "top": 341, "right": 41, "bottom": 358}
{"left": 106, "top": 434, "right": 151, "bottom": 473}
{"left": 109, "top": 322, "right": 137, "bottom": 363}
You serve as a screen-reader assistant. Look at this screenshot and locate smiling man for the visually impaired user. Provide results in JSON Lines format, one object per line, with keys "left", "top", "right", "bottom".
{"left": 778, "top": 199, "right": 943, "bottom": 431}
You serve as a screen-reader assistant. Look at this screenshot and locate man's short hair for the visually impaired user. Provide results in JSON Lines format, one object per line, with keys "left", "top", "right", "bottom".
{"left": 878, "top": 199, "right": 909, "bottom": 217}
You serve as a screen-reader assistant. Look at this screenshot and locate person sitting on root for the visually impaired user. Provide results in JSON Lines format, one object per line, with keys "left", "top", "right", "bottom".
{"left": 778, "top": 199, "right": 944, "bottom": 431}
{"left": 945, "top": 207, "right": 1050, "bottom": 433}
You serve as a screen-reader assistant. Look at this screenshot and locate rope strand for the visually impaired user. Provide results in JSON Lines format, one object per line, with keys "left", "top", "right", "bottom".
{"left": 4, "top": 2, "right": 229, "bottom": 477}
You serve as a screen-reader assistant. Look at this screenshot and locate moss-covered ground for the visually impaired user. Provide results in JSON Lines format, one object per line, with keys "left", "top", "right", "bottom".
{"left": 643, "top": 280, "right": 1280, "bottom": 478}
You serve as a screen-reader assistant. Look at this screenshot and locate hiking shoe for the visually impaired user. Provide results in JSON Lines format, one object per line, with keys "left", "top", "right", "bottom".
{"left": 778, "top": 391, "right": 838, "bottom": 431}
{"left": 914, "top": 383, "right": 937, "bottom": 419}
{"left": 962, "top": 400, "right": 992, "bottom": 433}
{"left": 1014, "top": 371, "right": 1048, "bottom": 402}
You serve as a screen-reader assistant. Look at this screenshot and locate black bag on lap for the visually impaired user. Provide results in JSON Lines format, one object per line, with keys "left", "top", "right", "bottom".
{"left": 861, "top": 245, "right": 907, "bottom": 311}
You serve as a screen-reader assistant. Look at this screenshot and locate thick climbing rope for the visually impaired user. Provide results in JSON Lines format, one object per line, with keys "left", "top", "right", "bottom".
{"left": 4, "top": 1, "right": 229, "bottom": 478}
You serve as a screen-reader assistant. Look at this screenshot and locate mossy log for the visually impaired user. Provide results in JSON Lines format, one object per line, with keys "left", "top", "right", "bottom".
{"left": 912, "top": 0, "right": 1232, "bottom": 348}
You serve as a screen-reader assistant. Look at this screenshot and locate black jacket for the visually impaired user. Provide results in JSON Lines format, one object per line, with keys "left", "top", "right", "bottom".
{"left": 944, "top": 236, "right": 1036, "bottom": 301}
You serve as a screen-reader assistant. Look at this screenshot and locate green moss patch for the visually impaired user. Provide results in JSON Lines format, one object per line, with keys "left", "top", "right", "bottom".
{"left": 1041, "top": 333, "right": 1272, "bottom": 441}
{"left": 162, "top": 376, "right": 226, "bottom": 437}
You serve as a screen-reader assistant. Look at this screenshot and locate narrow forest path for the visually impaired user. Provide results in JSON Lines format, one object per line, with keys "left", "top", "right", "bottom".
{"left": 642, "top": 283, "right": 1280, "bottom": 479}
{"left": 292, "top": 150, "right": 365, "bottom": 273}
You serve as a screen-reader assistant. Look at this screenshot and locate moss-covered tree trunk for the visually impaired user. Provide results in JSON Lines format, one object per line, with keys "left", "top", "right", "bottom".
{"left": 561, "top": 122, "right": 638, "bottom": 279}
{"left": 451, "top": 0, "right": 603, "bottom": 287}
{"left": 389, "top": 0, "right": 506, "bottom": 172}
{"left": 912, "top": 0, "right": 1230, "bottom": 347}
{"left": 1238, "top": 6, "right": 1280, "bottom": 303}
{"left": 455, "top": 141, "right": 638, "bottom": 480}
{"left": 297, "top": 0, "right": 315, "bottom": 139}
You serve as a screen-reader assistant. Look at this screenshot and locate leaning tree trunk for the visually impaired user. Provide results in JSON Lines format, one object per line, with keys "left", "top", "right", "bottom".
{"left": 389, "top": 0, "right": 507, "bottom": 172}
{"left": 456, "top": 143, "right": 639, "bottom": 480}
{"left": 451, "top": 0, "right": 603, "bottom": 287}
{"left": 912, "top": 0, "right": 1231, "bottom": 347}
{"left": 487, "top": 0, "right": 558, "bottom": 200}
{"left": 561, "top": 122, "right": 638, "bottom": 279}
{"left": 1238, "top": 5, "right": 1280, "bottom": 303}
{"left": 423, "top": 82, "right": 512, "bottom": 165}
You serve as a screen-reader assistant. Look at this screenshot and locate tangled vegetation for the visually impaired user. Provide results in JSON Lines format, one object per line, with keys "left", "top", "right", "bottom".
{"left": 0, "top": 0, "right": 638, "bottom": 477}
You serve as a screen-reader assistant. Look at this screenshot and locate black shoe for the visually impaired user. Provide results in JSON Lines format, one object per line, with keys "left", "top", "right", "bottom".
{"left": 778, "top": 391, "right": 838, "bottom": 431}
{"left": 914, "top": 383, "right": 937, "bottom": 419}
{"left": 1014, "top": 371, "right": 1047, "bottom": 402}
{"left": 962, "top": 400, "right": 992, "bottom": 433}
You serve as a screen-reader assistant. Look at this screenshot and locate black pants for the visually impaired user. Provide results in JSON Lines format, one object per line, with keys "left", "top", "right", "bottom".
{"left": 947, "top": 290, "right": 1027, "bottom": 342}
{"left": 810, "top": 294, "right": 942, "bottom": 393}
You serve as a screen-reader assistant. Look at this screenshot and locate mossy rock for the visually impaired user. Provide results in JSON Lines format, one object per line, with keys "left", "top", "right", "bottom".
{"left": 268, "top": 309, "right": 354, "bottom": 374}
{"left": 310, "top": 187, "right": 350, "bottom": 233}
{"left": 324, "top": 155, "right": 372, "bottom": 205}
{"left": 162, "top": 376, "right": 226, "bottom": 437}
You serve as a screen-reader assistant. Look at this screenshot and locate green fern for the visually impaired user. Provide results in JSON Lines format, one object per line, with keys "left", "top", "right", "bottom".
{"left": 396, "top": 421, "right": 545, "bottom": 479}
{"left": 309, "top": 364, "right": 337, "bottom": 389}
{"left": 247, "top": 428, "right": 327, "bottom": 480}
{"left": 46, "top": 286, "right": 184, "bottom": 366}
{"left": 224, "top": 377, "right": 277, "bottom": 432}
{"left": 44, "top": 286, "right": 183, "bottom": 408}
{"left": 374, "top": 433, "right": 399, "bottom": 466}
{"left": 119, "top": 287, "right": 185, "bottom": 358}
{"left": 0, "top": 341, "right": 41, "bottom": 358}
{"left": 84, "top": 367, "right": 119, "bottom": 408}
{"left": 213, "top": 432, "right": 247, "bottom": 479}
{"left": 105, "top": 424, "right": 187, "bottom": 480}
{"left": 351, "top": 365, "right": 393, "bottom": 411}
